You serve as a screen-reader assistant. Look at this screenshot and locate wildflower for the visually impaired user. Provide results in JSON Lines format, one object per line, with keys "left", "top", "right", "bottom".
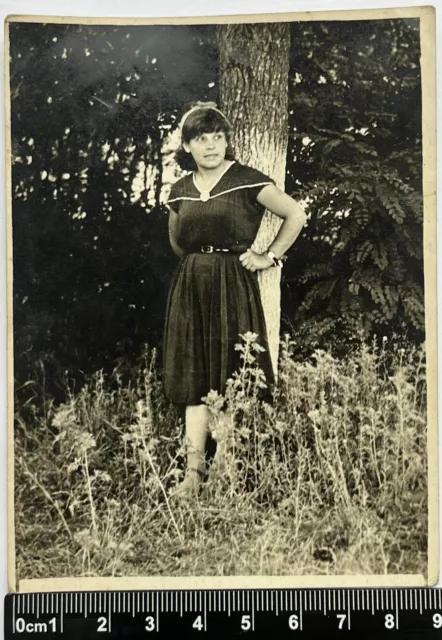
{"left": 241, "top": 331, "right": 259, "bottom": 343}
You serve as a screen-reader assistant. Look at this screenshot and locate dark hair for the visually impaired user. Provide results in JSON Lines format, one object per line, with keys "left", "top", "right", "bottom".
{"left": 175, "top": 102, "right": 236, "bottom": 171}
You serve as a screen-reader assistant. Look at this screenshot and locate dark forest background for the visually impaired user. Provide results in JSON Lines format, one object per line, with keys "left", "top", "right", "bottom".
{"left": 9, "top": 18, "right": 424, "bottom": 405}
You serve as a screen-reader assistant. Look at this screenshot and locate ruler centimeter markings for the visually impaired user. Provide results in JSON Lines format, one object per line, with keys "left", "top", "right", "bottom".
{"left": 251, "top": 589, "right": 255, "bottom": 631}
{"left": 299, "top": 589, "right": 303, "bottom": 631}
{"left": 6, "top": 589, "right": 442, "bottom": 638}
{"left": 108, "top": 592, "right": 112, "bottom": 634}
{"left": 156, "top": 591, "right": 159, "bottom": 632}
{"left": 12, "top": 593, "right": 16, "bottom": 634}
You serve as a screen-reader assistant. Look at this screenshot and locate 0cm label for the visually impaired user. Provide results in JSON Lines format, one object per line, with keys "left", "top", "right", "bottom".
{"left": 16, "top": 618, "right": 57, "bottom": 633}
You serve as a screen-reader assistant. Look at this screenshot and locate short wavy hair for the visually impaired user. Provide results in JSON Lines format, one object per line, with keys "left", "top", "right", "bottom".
{"left": 174, "top": 102, "right": 236, "bottom": 171}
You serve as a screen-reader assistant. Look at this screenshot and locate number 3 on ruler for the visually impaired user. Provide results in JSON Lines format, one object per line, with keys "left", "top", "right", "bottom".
{"left": 145, "top": 616, "right": 155, "bottom": 631}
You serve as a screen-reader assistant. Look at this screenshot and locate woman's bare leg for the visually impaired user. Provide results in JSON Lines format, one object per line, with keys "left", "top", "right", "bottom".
{"left": 172, "top": 404, "right": 210, "bottom": 497}
{"left": 185, "top": 404, "right": 210, "bottom": 475}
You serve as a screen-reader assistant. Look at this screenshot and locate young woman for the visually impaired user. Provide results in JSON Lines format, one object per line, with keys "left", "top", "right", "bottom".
{"left": 163, "top": 101, "right": 306, "bottom": 498}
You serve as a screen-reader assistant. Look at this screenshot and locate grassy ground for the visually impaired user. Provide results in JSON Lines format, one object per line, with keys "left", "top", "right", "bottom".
{"left": 14, "top": 333, "right": 428, "bottom": 580}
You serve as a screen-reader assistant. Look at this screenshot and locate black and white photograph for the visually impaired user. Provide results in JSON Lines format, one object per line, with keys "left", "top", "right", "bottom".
{"left": 5, "top": 6, "right": 438, "bottom": 592}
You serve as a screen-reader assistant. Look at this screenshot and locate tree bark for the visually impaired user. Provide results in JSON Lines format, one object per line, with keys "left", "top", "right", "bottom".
{"left": 217, "top": 22, "right": 291, "bottom": 376}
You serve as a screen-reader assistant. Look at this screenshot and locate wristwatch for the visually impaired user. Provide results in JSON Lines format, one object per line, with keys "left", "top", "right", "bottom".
{"left": 266, "top": 251, "right": 283, "bottom": 268}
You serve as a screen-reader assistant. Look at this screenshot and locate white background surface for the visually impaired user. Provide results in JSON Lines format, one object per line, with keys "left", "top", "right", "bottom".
{"left": 0, "top": 0, "right": 440, "bottom": 633}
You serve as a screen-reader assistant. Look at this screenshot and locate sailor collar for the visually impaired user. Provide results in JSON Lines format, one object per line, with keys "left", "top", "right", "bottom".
{"left": 168, "top": 162, "right": 273, "bottom": 204}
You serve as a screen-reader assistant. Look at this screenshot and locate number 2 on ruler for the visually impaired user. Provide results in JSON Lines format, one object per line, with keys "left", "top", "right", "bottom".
{"left": 97, "top": 617, "right": 107, "bottom": 632}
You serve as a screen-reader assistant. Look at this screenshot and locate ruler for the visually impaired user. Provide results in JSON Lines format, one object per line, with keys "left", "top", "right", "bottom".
{"left": 4, "top": 589, "right": 442, "bottom": 638}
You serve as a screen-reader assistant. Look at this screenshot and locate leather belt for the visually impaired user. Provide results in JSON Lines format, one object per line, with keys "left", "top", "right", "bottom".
{"left": 194, "top": 245, "right": 249, "bottom": 255}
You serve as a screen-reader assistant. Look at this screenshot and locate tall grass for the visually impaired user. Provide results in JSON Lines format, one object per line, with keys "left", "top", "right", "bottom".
{"left": 14, "top": 333, "right": 428, "bottom": 580}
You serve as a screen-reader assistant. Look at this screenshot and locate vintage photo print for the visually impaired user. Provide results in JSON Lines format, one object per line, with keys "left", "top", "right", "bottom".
{"left": 5, "top": 6, "right": 437, "bottom": 592}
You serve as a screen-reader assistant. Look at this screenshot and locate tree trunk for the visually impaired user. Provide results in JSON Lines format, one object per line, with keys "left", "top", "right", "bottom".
{"left": 217, "top": 22, "right": 291, "bottom": 376}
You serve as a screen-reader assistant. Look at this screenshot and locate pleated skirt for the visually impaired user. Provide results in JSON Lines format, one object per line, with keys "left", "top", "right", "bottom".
{"left": 163, "top": 253, "right": 275, "bottom": 406}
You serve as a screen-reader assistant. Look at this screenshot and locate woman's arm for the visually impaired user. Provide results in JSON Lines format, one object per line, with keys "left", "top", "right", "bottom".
{"left": 239, "top": 184, "right": 307, "bottom": 272}
{"left": 258, "top": 184, "right": 307, "bottom": 258}
{"left": 168, "top": 207, "right": 185, "bottom": 258}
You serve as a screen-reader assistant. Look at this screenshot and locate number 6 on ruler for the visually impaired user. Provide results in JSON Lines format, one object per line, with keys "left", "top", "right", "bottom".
{"left": 289, "top": 614, "right": 299, "bottom": 630}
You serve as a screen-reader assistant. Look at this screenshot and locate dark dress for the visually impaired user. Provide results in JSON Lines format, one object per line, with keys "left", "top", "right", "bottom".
{"left": 163, "top": 161, "right": 275, "bottom": 406}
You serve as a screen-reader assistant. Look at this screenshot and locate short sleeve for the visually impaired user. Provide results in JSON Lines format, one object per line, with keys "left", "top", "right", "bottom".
{"left": 167, "top": 178, "right": 183, "bottom": 210}
{"left": 242, "top": 165, "right": 275, "bottom": 208}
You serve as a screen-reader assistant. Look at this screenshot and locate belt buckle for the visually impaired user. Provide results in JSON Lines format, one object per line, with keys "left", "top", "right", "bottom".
{"left": 201, "top": 245, "right": 213, "bottom": 253}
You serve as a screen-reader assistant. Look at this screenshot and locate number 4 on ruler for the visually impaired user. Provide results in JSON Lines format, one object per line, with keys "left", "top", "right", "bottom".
{"left": 193, "top": 615, "right": 204, "bottom": 631}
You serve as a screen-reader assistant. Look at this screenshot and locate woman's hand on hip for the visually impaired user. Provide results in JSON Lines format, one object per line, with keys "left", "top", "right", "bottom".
{"left": 239, "top": 249, "right": 273, "bottom": 272}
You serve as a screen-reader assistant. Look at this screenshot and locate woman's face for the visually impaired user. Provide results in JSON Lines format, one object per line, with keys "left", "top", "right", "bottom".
{"left": 184, "top": 130, "right": 228, "bottom": 170}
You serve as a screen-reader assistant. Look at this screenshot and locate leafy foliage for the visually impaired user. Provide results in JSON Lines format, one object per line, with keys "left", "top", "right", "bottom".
{"left": 9, "top": 19, "right": 424, "bottom": 395}
{"left": 284, "top": 19, "right": 424, "bottom": 351}
{"left": 10, "top": 22, "right": 218, "bottom": 396}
